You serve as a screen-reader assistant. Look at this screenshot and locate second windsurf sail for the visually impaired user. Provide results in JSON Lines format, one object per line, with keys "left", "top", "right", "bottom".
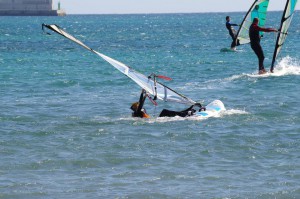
{"left": 270, "top": 0, "right": 298, "bottom": 72}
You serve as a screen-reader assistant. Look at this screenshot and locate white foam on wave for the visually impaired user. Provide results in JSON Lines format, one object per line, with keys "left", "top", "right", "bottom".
{"left": 167, "top": 56, "right": 299, "bottom": 92}
{"left": 151, "top": 108, "right": 249, "bottom": 123}
{"left": 119, "top": 108, "right": 249, "bottom": 124}
{"left": 220, "top": 109, "right": 249, "bottom": 116}
{"left": 270, "top": 56, "right": 300, "bottom": 76}
{"left": 120, "top": 113, "right": 210, "bottom": 123}
{"left": 153, "top": 115, "right": 207, "bottom": 123}
{"left": 223, "top": 56, "right": 300, "bottom": 80}
{"left": 247, "top": 56, "right": 300, "bottom": 78}
{"left": 224, "top": 74, "right": 248, "bottom": 81}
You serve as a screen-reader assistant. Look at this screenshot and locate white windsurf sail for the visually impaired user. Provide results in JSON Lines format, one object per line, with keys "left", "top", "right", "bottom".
{"left": 236, "top": 0, "right": 270, "bottom": 45}
{"left": 42, "top": 24, "right": 196, "bottom": 105}
{"left": 271, "top": 0, "right": 298, "bottom": 72}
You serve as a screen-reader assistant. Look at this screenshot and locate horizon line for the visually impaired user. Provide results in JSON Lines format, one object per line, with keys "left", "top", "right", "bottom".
{"left": 65, "top": 9, "right": 299, "bottom": 15}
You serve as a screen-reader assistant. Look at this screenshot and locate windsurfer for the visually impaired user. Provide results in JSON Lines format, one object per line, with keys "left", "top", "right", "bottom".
{"left": 249, "top": 17, "right": 278, "bottom": 74}
{"left": 130, "top": 89, "right": 150, "bottom": 118}
{"left": 225, "top": 16, "right": 240, "bottom": 50}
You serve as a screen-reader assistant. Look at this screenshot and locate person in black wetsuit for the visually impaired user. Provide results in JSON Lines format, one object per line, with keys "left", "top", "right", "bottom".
{"left": 130, "top": 89, "right": 150, "bottom": 118}
{"left": 159, "top": 103, "right": 205, "bottom": 118}
{"left": 226, "top": 16, "right": 240, "bottom": 50}
{"left": 249, "top": 17, "right": 277, "bottom": 74}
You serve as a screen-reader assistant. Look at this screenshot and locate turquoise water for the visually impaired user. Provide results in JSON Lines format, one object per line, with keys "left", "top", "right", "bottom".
{"left": 1, "top": 12, "right": 300, "bottom": 198}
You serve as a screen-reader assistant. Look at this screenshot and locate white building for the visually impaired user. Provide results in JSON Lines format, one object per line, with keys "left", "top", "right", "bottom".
{"left": 0, "top": 0, "right": 66, "bottom": 16}
{"left": 0, "top": 0, "right": 52, "bottom": 11}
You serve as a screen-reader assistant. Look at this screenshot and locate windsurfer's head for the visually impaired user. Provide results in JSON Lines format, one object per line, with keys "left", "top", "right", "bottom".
{"left": 130, "top": 102, "right": 139, "bottom": 111}
{"left": 226, "top": 16, "right": 230, "bottom": 21}
{"left": 253, "top": 17, "right": 259, "bottom": 24}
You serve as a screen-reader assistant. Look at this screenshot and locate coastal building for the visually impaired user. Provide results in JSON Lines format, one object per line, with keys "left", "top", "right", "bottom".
{"left": 0, "top": 0, "right": 66, "bottom": 16}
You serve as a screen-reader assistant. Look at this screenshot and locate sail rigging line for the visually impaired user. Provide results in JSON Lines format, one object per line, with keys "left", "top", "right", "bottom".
{"left": 146, "top": 93, "right": 158, "bottom": 106}
{"left": 42, "top": 23, "right": 197, "bottom": 106}
{"left": 147, "top": 74, "right": 158, "bottom": 101}
{"left": 147, "top": 73, "right": 172, "bottom": 101}
{"left": 270, "top": 0, "right": 298, "bottom": 72}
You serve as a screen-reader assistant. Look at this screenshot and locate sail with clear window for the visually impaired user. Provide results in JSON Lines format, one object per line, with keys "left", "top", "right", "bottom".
{"left": 236, "top": 0, "right": 270, "bottom": 45}
{"left": 42, "top": 24, "right": 196, "bottom": 105}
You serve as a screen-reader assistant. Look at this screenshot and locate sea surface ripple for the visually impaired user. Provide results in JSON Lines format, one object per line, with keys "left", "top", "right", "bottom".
{"left": 0, "top": 12, "right": 300, "bottom": 198}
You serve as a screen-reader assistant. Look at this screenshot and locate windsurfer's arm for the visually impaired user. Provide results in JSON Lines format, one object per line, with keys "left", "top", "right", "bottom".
{"left": 253, "top": 25, "right": 277, "bottom": 32}
{"left": 137, "top": 89, "right": 147, "bottom": 112}
{"left": 226, "top": 22, "right": 238, "bottom": 31}
{"left": 182, "top": 102, "right": 202, "bottom": 111}
{"left": 181, "top": 105, "right": 197, "bottom": 113}
{"left": 227, "top": 22, "right": 239, "bottom": 27}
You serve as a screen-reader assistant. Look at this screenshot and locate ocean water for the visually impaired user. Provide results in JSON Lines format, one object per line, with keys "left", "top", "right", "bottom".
{"left": 0, "top": 12, "right": 300, "bottom": 198}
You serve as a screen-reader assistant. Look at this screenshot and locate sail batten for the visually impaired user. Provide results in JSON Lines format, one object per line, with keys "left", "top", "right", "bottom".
{"left": 42, "top": 24, "right": 196, "bottom": 106}
{"left": 271, "top": 0, "right": 298, "bottom": 71}
{"left": 236, "top": 0, "right": 270, "bottom": 45}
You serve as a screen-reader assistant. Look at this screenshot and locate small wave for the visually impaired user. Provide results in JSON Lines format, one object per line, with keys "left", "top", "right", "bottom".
{"left": 224, "top": 73, "right": 249, "bottom": 81}
{"left": 271, "top": 56, "right": 300, "bottom": 76}
{"left": 153, "top": 115, "right": 207, "bottom": 123}
{"left": 120, "top": 114, "right": 211, "bottom": 123}
{"left": 119, "top": 115, "right": 197, "bottom": 123}
{"left": 224, "top": 56, "right": 300, "bottom": 80}
{"left": 50, "top": 79, "right": 79, "bottom": 87}
{"left": 119, "top": 108, "right": 247, "bottom": 123}
{"left": 220, "top": 109, "right": 249, "bottom": 116}
{"left": 249, "top": 56, "right": 300, "bottom": 77}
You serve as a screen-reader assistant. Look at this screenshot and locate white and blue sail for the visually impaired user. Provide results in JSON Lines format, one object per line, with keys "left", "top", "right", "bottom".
{"left": 271, "top": 0, "right": 298, "bottom": 72}
{"left": 42, "top": 24, "right": 196, "bottom": 105}
{"left": 236, "top": 0, "right": 270, "bottom": 45}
